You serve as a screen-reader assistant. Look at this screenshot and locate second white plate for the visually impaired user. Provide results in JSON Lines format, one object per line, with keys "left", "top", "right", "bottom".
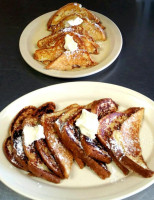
{"left": 19, "top": 11, "right": 122, "bottom": 78}
{"left": 0, "top": 82, "right": 154, "bottom": 200}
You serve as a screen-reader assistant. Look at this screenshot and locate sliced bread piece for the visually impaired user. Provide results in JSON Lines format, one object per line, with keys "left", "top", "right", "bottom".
{"left": 45, "top": 50, "right": 97, "bottom": 70}
{"left": 47, "top": 3, "right": 102, "bottom": 28}
{"left": 110, "top": 108, "right": 154, "bottom": 178}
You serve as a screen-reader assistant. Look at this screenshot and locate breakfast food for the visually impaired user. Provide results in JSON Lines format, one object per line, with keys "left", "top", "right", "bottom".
{"left": 110, "top": 108, "right": 154, "bottom": 177}
{"left": 3, "top": 98, "right": 154, "bottom": 184}
{"left": 48, "top": 14, "right": 106, "bottom": 40}
{"left": 45, "top": 50, "right": 97, "bottom": 70}
{"left": 47, "top": 3, "right": 102, "bottom": 29}
{"left": 34, "top": 3, "right": 107, "bottom": 71}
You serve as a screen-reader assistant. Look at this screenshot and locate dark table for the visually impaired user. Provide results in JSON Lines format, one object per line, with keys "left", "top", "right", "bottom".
{"left": 0, "top": 0, "right": 154, "bottom": 199}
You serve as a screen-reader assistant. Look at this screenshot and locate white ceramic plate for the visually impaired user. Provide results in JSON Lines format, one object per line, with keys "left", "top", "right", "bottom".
{"left": 0, "top": 82, "right": 154, "bottom": 200}
{"left": 19, "top": 11, "right": 122, "bottom": 78}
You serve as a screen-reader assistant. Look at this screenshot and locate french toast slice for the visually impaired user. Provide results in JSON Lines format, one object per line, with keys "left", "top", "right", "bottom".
{"left": 10, "top": 106, "right": 37, "bottom": 171}
{"left": 41, "top": 119, "right": 73, "bottom": 178}
{"left": 37, "top": 30, "right": 99, "bottom": 54}
{"left": 97, "top": 108, "right": 140, "bottom": 150}
{"left": 3, "top": 136, "right": 23, "bottom": 169}
{"left": 110, "top": 108, "right": 154, "bottom": 178}
{"left": 35, "top": 139, "right": 63, "bottom": 178}
{"left": 79, "top": 34, "right": 99, "bottom": 54}
{"left": 46, "top": 49, "right": 97, "bottom": 70}
{"left": 47, "top": 3, "right": 101, "bottom": 28}
{"left": 34, "top": 39, "right": 64, "bottom": 62}
{"left": 40, "top": 105, "right": 78, "bottom": 178}
{"left": 23, "top": 140, "right": 60, "bottom": 183}
{"left": 55, "top": 105, "right": 82, "bottom": 133}
{"left": 37, "top": 27, "right": 84, "bottom": 48}
{"left": 61, "top": 119, "right": 111, "bottom": 179}
{"left": 78, "top": 98, "right": 118, "bottom": 163}
{"left": 91, "top": 98, "right": 119, "bottom": 119}
{"left": 53, "top": 105, "right": 85, "bottom": 168}
{"left": 97, "top": 112, "right": 130, "bottom": 175}
{"left": 80, "top": 135, "right": 111, "bottom": 163}
{"left": 49, "top": 14, "right": 106, "bottom": 41}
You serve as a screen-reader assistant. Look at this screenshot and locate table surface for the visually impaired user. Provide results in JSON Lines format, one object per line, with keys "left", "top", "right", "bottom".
{"left": 0, "top": 0, "right": 154, "bottom": 199}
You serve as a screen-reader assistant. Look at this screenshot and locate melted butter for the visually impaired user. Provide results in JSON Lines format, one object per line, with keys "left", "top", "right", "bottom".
{"left": 76, "top": 109, "right": 99, "bottom": 139}
{"left": 64, "top": 34, "right": 78, "bottom": 52}
{"left": 23, "top": 125, "right": 45, "bottom": 146}
{"left": 67, "top": 17, "right": 83, "bottom": 26}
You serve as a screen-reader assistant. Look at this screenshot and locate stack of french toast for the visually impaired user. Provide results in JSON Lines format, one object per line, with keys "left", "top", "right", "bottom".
{"left": 34, "top": 3, "right": 106, "bottom": 71}
{"left": 3, "top": 98, "right": 154, "bottom": 184}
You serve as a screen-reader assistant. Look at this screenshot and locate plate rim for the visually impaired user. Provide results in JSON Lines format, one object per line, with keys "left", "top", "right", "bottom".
{"left": 0, "top": 81, "right": 154, "bottom": 200}
{"left": 19, "top": 10, "right": 123, "bottom": 78}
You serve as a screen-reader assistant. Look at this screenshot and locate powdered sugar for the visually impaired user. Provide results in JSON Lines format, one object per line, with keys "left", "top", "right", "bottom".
{"left": 14, "top": 136, "right": 24, "bottom": 156}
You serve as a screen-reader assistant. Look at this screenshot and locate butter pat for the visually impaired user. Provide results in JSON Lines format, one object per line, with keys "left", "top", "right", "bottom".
{"left": 67, "top": 17, "right": 83, "bottom": 26}
{"left": 76, "top": 109, "right": 99, "bottom": 139}
{"left": 64, "top": 34, "right": 78, "bottom": 52}
{"left": 23, "top": 125, "right": 45, "bottom": 146}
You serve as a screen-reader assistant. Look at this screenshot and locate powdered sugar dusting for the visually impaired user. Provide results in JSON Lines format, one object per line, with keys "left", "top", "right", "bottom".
{"left": 14, "top": 136, "right": 24, "bottom": 156}
{"left": 11, "top": 157, "right": 19, "bottom": 165}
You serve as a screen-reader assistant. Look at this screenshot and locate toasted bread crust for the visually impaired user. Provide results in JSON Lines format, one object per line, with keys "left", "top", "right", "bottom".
{"left": 28, "top": 161, "right": 60, "bottom": 183}
{"left": 74, "top": 156, "right": 85, "bottom": 169}
{"left": 121, "top": 156, "right": 154, "bottom": 178}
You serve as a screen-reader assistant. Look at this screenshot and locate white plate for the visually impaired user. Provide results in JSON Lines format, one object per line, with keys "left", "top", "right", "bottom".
{"left": 0, "top": 82, "right": 154, "bottom": 200}
{"left": 19, "top": 11, "right": 122, "bottom": 78}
